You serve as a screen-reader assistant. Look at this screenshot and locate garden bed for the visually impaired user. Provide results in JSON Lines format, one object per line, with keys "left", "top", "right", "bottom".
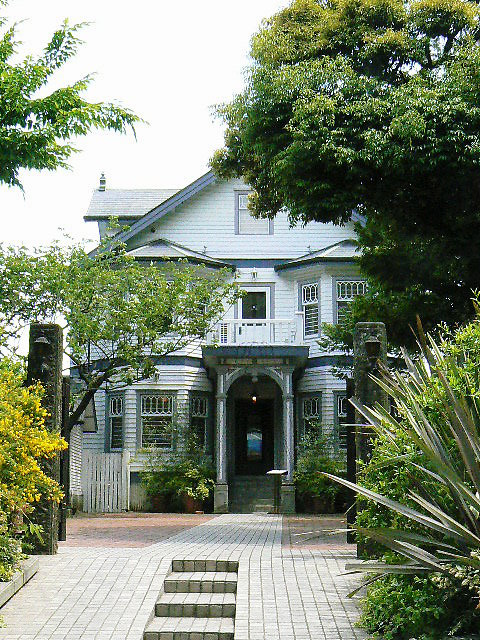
{"left": 0, "top": 557, "right": 39, "bottom": 608}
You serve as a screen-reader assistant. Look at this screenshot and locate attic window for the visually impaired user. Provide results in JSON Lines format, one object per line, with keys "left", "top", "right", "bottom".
{"left": 235, "top": 192, "right": 271, "bottom": 235}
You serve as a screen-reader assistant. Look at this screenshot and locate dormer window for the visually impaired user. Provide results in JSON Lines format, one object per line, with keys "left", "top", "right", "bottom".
{"left": 235, "top": 191, "right": 272, "bottom": 235}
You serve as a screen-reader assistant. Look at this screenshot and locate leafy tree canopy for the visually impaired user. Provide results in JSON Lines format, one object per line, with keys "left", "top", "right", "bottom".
{"left": 0, "top": 230, "right": 240, "bottom": 431}
{"left": 212, "top": 0, "right": 480, "bottom": 342}
{"left": 0, "top": 1, "right": 140, "bottom": 188}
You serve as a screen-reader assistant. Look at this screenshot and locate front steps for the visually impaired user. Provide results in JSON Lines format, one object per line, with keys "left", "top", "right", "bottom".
{"left": 144, "top": 559, "right": 238, "bottom": 640}
{"left": 229, "top": 475, "right": 274, "bottom": 513}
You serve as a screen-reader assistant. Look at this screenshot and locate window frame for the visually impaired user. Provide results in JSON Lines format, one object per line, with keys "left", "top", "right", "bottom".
{"left": 297, "top": 392, "right": 322, "bottom": 439}
{"left": 189, "top": 392, "right": 213, "bottom": 453}
{"left": 298, "top": 280, "right": 321, "bottom": 339}
{"left": 105, "top": 393, "right": 124, "bottom": 452}
{"left": 333, "top": 277, "right": 368, "bottom": 324}
{"left": 234, "top": 190, "right": 274, "bottom": 236}
{"left": 137, "top": 392, "right": 176, "bottom": 450}
{"left": 333, "top": 390, "right": 349, "bottom": 452}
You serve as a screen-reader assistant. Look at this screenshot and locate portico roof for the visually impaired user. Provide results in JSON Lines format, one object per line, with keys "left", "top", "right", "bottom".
{"left": 202, "top": 345, "right": 309, "bottom": 370}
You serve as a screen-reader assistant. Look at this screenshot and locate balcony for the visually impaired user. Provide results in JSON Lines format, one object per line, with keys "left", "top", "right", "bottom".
{"left": 207, "top": 317, "right": 302, "bottom": 346}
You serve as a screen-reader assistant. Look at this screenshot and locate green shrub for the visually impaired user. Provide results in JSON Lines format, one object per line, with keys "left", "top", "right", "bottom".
{"left": 326, "top": 314, "right": 480, "bottom": 638}
{"left": 141, "top": 436, "right": 215, "bottom": 510}
{"left": 294, "top": 431, "right": 344, "bottom": 512}
{"left": 360, "top": 573, "right": 480, "bottom": 640}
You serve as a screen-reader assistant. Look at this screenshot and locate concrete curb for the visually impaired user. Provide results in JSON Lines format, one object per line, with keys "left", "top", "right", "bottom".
{"left": 0, "top": 556, "right": 39, "bottom": 609}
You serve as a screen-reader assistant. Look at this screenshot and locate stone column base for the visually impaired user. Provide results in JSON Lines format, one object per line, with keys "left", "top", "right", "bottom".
{"left": 214, "top": 483, "right": 229, "bottom": 513}
{"left": 281, "top": 483, "right": 296, "bottom": 514}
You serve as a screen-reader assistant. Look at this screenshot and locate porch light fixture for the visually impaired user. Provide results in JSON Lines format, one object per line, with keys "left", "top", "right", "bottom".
{"left": 251, "top": 374, "right": 258, "bottom": 403}
{"left": 251, "top": 268, "right": 258, "bottom": 280}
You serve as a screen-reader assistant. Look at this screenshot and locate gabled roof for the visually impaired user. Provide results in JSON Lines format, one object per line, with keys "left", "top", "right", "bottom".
{"left": 127, "top": 238, "right": 233, "bottom": 269}
{"left": 274, "top": 239, "right": 360, "bottom": 272}
{"left": 84, "top": 188, "right": 179, "bottom": 220}
{"left": 113, "top": 170, "right": 217, "bottom": 245}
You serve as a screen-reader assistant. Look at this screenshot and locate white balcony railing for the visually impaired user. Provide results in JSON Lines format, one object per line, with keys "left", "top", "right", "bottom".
{"left": 207, "top": 318, "right": 301, "bottom": 346}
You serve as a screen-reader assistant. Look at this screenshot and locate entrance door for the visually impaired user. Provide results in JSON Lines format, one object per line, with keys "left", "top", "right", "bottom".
{"left": 238, "top": 289, "right": 269, "bottom": 343}
{"left": 235, "top": 399, "right": 274, "bottom": 475}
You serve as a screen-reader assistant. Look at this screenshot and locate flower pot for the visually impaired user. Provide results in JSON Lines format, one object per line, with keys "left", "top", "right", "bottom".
{"left": 150, "top": 494, "right": 167, "bottom": 513}
{"left": 182, "top": 494, "right": 203, "bottom": 514}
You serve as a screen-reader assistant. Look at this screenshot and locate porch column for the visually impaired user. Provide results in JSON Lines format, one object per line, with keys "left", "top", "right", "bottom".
{"left": 281, "top": 369, "right": 296, "bottom": 513}
{"left": 214, "top": 370, "right": 228, "bottom": 513}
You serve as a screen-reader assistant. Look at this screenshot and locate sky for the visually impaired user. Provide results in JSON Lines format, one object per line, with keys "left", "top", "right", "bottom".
{"left": 0, "top": 0, "right": 289, "bottom": 247}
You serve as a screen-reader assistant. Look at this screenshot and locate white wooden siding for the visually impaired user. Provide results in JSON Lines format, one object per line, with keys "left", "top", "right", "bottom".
{"left": 69, "top": 425, "right": 83, "bottom": 497}
{"left": 128, "top": 178, "right": 357, "bottom": 259}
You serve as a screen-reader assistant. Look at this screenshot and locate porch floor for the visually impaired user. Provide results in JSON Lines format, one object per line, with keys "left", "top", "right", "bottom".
{"left": 0, "top": 513, "right": 366, "bottom": 640}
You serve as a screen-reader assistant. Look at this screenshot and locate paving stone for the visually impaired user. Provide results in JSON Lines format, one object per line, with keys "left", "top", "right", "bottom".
{"left": 0, "top": 514, "right": 366, "bottom": 640}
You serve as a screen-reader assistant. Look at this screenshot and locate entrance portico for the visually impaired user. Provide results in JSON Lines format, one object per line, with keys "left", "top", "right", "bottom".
{"left": 202, "top": 346, "right": 309, "bottom": 513}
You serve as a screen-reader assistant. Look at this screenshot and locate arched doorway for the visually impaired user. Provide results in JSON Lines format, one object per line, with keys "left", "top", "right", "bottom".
{"left": 226, "top": 374, "right": 283, "bottom": 511}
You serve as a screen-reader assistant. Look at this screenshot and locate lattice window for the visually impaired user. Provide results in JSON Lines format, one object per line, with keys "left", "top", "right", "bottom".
{"left": 190, "top": 395, "right": 209, "bottom": 448}
{"left": 109, "top": 396, "right": 123, "bottom": 450}
{"left": 302, "top": 283, "right": 319, "bottom": 337}
{"left": 337, "top": 394, "right": 348, "bottom": 451}
{"left": 237, "top": 192, "right": 270, "bottom": 235}
{"left": 219, "top": 323, "right": 229, "bottom": 344}
{"left": 303, "top": 395, "right": 321, "bottom": 434}
{"left": 336, "top": 280, "right": 368, "bottom": 324}
{"left": 303, "top": 397, "right": 321, "bottom": 419}
{"left": 141, "top": 394, "right": 174, "bottom": 448}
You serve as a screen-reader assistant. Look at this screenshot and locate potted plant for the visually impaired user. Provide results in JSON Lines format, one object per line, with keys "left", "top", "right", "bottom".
{"left": 140, "top": 433, "right": 216, "bottom": 513}
{"left": 294, "top": 431, "right": 344, "bottom": 514}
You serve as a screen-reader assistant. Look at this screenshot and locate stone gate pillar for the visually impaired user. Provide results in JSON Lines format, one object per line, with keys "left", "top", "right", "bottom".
{"left": 214, "top": 369, "right": 228, "bottom": 513}
{"left": 353, "top": 322, "right": 388, "bottom": 465}
{"left": 281, "top": 369, "right": 295, "bottom": 514}
{"left": 26, "top": 323, "right": 63, "bottom": 554}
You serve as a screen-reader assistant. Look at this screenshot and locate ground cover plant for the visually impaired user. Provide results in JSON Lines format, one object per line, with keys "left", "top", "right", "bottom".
{"left": 327, "top": 315, "right": 480, "bottom": 638}
{"left": 0, "top": 359, "right": 66, "bottom": 585}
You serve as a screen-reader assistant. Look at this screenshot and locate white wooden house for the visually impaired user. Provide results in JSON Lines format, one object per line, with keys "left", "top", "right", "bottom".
{"left": 78, "top": 170, "right": 366, "bottom": 513}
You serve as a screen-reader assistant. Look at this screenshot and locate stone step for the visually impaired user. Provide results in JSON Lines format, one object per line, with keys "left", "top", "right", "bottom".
{"left": 164, "top": 572, "right": 237, "bottom": 594}
{"left": 155, "top": 592, "right": 236, "bottom": 618}
{"left": 144, "top": 616, "right": 234, "bottom": 640}
{"left": 172, "top": 560, "right": 238, "bottom": 573}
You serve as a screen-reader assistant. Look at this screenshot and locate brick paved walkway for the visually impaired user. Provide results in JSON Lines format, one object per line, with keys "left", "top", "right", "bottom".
{"left": 64, "top": 513, "right": 216, "bottom": 548}
{"left": 0, "top": 514, "right": 366, "bottom": 640}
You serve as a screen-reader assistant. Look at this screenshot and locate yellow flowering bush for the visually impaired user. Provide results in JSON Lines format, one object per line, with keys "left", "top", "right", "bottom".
{"left": 0, "top": 359, "right": 67, "bottom": 581}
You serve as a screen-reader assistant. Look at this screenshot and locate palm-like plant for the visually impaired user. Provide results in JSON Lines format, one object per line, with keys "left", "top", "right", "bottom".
{"left": 326, "top": 324, "right": 480, "bottom": 595}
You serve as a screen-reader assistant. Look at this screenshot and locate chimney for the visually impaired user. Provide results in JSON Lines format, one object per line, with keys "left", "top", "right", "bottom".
{"left": 98, "top": 172, "right": 106, "bottom": 192}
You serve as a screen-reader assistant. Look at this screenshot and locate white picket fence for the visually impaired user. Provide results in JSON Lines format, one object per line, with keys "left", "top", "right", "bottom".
{"left": 82, "top": 451, "right": 130, "bottom": 513}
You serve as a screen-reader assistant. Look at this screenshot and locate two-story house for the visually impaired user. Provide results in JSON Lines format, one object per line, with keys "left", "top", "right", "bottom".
{"left": 80, "top": 170, "right": 366, "bottom": 513}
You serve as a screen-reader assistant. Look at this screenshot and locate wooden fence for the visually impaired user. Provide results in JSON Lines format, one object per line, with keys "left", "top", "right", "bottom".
{"left": 82, "top": 451, "right": 130, "bottom": 513}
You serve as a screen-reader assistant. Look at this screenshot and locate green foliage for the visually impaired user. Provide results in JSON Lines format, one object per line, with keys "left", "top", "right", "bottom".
{"left": 0, "top": 534, "right": 23, "bottom": 582}
{"left": 294, "top": 431, "right": 344, "bottom": 511}
{"left": 326, "top": 314, "right": 480, "bottom": 636}
{"left": 0, "top": 359, "right": 65, "bottom": 583}
{"left": 0, "top": 5, "right": 140, "bottom": 188}
{"left": 359, "top": 573, "right": 480, "bottom": 640}
{"left": 141, "top": 437, "right": 216, "bottom": 509}
{"left": 0, "top": 231, "right": 240, "bottom": 431}
{"left": 212, "top": 0, "right": 480, "bottom": 342}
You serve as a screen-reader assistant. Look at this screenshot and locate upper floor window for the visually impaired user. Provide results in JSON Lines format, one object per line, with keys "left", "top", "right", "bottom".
{"left": 140, "top": 394, "right": 174, "bottom": 448}
{"left": 108, "top": 395, "right": 124, "bottom": 450}
{"left": 302, "top": 283, "right": 319, "bottom": 338}
{"left": 235, "top": 192, "right": 272, "bottom": 235}
{"left": 335, "top": 280, "right": 368, "bottom": 324}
